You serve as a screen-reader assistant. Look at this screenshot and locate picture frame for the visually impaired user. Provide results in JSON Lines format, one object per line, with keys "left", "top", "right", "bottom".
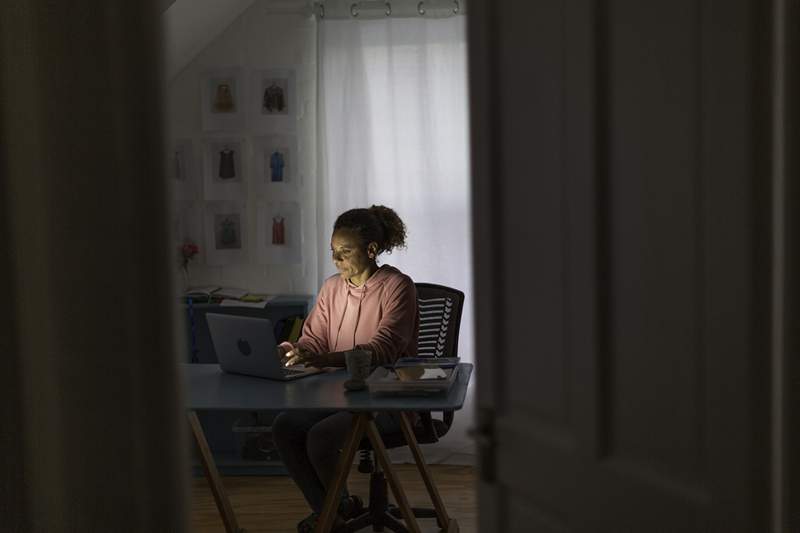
{"left": 252, "top": 135, "right": 299, "bottom": 192}
{"left": 256, "top": 201, "right": 302, "bottom": 265}
{"left": 201, "top": 67, "right": 244, "bottom": 132}
{"left": 169, "top": 138, "right": 198, "bottom": 205}
{"left": 251, "top": 68, "right": 297, "bottom": 131}
{"left": 202, "top": 137, "right": 247, "bottom": 201}
{"left": 171, "top": 139, "right": 193, "bottom": 182}
{"left": 204, "top": 202, "right": 249, "bottom": 266}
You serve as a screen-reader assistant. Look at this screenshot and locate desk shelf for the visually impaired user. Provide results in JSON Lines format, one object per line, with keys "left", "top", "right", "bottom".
{"left": 191, "top": 452, "right": 287, "bottom": 477}
{"left": 183, "top": 294, "right": 313, "bottom": 475}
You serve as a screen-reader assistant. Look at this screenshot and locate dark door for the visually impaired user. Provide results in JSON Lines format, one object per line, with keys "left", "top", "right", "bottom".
{"left": 469, "top": 0, "right": 778, "bottom": 531}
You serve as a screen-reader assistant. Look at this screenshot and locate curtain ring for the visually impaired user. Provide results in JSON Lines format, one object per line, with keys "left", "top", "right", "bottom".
{"left": 453, "top": 0, "right": 459, "bottom": 14}
{"left": 417, "top": 1, "right": 425, "bottom": 15}
{"left": 351, "top": 3, "right": 359, "bottom": 17}
{"left": 385, "top": 1, "right": 392, "bottom": 16}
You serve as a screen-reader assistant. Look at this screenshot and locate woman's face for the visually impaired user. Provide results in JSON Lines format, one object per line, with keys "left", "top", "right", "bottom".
{"left": 331, "top": 229, "right": 375, "bottom": 280}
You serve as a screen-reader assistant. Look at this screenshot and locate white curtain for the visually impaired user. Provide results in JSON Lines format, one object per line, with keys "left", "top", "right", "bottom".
{"left": 318, "top": 15, "right": 475, "bottom": 463}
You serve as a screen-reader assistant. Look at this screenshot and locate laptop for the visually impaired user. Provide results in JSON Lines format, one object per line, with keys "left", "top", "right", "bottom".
{"left": 206, "top": 313, "right": 322, "bottom": 380}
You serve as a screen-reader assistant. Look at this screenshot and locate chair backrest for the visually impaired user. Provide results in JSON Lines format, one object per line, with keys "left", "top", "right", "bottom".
{"left": 358, "top": 283, "right": 465, "bottom": 456}
{"left": 415, "top": 283, "right": 464, "bottom": 359}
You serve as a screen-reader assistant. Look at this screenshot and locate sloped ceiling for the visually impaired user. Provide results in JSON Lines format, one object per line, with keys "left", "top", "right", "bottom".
{"left": 162, "top": 0, "right": 257, "bottom": 81}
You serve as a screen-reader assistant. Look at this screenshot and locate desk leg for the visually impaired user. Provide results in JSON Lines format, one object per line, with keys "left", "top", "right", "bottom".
{"left": 187, "top": 411, "right": 245, "bottom": 533}
{"left": 315, "top": 414, "right": 366, "bottom": 533}
{"left": 364, "top": 415, "right": 423, "bottom": 533}
{"left": 399, "top": 412, "right": 459, "bottom": 532}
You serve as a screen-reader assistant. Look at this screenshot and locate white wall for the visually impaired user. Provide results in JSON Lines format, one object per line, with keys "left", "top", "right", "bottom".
{"left": 163, "top": 0, "right": 256, "bottom": 81}
{"left": 166, "top": 1, "right": 319, "bottom": 296}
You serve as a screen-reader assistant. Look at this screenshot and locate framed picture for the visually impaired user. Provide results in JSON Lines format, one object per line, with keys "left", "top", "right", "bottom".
{"left": 201, "top": 68, "right": 244, "bottom": 131}
{"left": 214, "top": 213, "right": 243, "bottom": 250}
{"left": 251, "top": 68, "right": 297, "bottom": 131}
{"left": 169, "top": 138, "right": 198, "bottom": 205}
{"left": 204, "top": 202, "right": 248, "bottom": 266}
{"left": 256, "top": 201, "right": 302, "bottom": 265}
{"left": 171, "top": 139, "right": 193, "bottom": 182}
{"left": 252, "top": 135, "right": 299, "bottom": 192}
{"left": 202, "top": 137, "right": 246, "bottom": 201}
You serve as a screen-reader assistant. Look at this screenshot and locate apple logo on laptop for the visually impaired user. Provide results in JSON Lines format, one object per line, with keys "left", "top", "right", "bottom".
{"left": 237, "top": 338, "right": 252, "bottom": 356}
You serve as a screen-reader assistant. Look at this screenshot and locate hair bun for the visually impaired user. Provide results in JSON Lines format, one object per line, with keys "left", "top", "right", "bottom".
{"left": 368, "top": 205, "right": 407, "bottom": 254}
{"left": 333, "top": 205, "right": 407, "bottom": 256}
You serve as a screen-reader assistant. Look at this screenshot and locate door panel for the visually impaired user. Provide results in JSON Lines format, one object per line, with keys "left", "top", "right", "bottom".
{"left": 469, "top": 0, "right": 774, "bottom": 531}
{"left": 500, "top": 0, "right": 569, "bottom": 426}
{"left": 606, "top": 0, "right": 702, "bottom": 483}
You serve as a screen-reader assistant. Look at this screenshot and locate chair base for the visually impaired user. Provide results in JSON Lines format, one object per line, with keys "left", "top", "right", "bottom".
{"left": 342, "top": 471, "right": 451, "bottom": 532}
{"left": 346, "top": 505, "right": 453, "bottom": 533}
{"left": 390, "top": 506, "right": 439, "bottom": 521}
{"left": 345, "top": 510, "right": 408, "bottom": 533}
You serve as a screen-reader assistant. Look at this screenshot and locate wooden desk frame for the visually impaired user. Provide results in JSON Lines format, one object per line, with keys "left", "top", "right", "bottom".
{"left": 188, "top": 410, "right": 459, "bottom": 533}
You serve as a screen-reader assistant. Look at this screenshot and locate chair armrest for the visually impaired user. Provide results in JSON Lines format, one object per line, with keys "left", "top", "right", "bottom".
{"left": 415, "top": 410, "right": 457, "bottom": 444}
{"left": 442, "top": 410, "right": 454, "bottom": 430}
{"left": 416, "top": 412, "right": 440, "bottom": 443}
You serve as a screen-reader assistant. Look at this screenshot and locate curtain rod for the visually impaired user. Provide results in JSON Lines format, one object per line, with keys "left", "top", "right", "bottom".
{"left": 313, "top": 0, "right": 466, "bottom": 20}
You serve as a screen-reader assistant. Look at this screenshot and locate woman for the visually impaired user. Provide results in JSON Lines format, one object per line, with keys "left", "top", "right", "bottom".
{"left": 272, "top": 205, "right": 419, "bottom": 532}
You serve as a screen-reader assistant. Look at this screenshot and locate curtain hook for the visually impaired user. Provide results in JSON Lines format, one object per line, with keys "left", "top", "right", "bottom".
{"left": 318, "top": 2, "right": 325, "bottom": 18}
{"left": 385, "top": 1, "right": 392, "bottom": 16}
{"left": 453, "top": 0, "right": 459, "bottom": 14}
{"left": 351, "top": 2, "right": 359, "bottom": 17}
{"left": 417, "top": 1, "right": 425, "bottom": 15}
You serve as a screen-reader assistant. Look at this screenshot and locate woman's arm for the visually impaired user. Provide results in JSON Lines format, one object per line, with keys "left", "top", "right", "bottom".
{"left": 282, "top": 349, "right": 346, "bottom": 368}
{"left": 278, "top": 284, "right": 331, "bottom": 357}
{"left": 356, "top": 277, "right": 418, "bottom": 366}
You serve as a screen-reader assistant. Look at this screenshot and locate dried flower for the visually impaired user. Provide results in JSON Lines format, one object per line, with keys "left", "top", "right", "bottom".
{"left": 181, "top": 241, "right": 199, "bottom": 273}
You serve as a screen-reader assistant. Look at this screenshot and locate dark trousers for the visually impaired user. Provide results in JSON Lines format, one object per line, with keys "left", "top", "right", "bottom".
{"left": 272, "top": 411, "right": 402, "bottom": 514}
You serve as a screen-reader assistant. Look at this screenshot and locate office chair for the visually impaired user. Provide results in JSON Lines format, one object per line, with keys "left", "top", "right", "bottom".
{"left": 343, "top": 283, "right": 465, "bottom": 533}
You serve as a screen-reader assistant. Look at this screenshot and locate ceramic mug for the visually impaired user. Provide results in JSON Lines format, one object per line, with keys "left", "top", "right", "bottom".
{"left": 344, "top": 349, "right": 372, "bottom": 391}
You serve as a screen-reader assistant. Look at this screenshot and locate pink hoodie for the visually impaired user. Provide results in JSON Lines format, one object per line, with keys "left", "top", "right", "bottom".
{"left": 283, "top": 265, "right": 419, "bottom": 365}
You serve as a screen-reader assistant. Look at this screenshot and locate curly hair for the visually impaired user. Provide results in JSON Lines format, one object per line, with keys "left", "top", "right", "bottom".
{"left": 333, "top": 205, "right": 407, "bottom": 255}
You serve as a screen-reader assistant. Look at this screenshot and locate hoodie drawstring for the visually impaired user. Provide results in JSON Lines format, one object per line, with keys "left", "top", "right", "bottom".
{"left": 333, "top": 284, "right": 349, "bottom": 350}
{"left": 352, "top": 287, "right": 366, "bottom": 348}
{"left": 332, "top": 281, "right": 368, "bottom": 351}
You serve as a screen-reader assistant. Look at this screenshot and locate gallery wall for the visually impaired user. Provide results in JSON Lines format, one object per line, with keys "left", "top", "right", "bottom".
{"left": 166, "top": 1, "right": 319, "bottom": 296}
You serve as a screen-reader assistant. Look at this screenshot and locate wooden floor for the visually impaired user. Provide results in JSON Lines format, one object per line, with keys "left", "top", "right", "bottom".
{"left": 190, "top": 464, "right": 476, "bottom": 533}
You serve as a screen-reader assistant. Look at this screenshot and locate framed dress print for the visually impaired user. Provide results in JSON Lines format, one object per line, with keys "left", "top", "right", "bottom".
{"left": 202, "top": 137, "right": 246, "bottom": 201}
{"left": 256, "top": 201, "right": 301, "bottom": 265}
{"left": 201, "top": 67, "right": 244, "bottom": 131}
{"left": 169, "top": 138, "right": 198, "bottom": 204}
{"left": 251, "top": 68, "right": 296, "bottom": 132}
{"left": 204, "top": 201, "right": 248, "bottom": 266}
{"left": 252, "top": 135, "right": 299, "bottom": 193}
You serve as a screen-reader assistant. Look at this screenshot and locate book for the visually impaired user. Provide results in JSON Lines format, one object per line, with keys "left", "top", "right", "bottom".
{"left": 215, "top": 287, "right": 249, "bottom": 299}
{"left": 241, "top": 294, "right": 267, "bottom": 303}
{"left": 184, "top": 286, "right": 220, "bottom": 301}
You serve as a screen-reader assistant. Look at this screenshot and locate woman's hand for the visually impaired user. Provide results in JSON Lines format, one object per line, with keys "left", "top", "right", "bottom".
{"left": 281, "top": 347, "right": 329, "bottom": 368}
